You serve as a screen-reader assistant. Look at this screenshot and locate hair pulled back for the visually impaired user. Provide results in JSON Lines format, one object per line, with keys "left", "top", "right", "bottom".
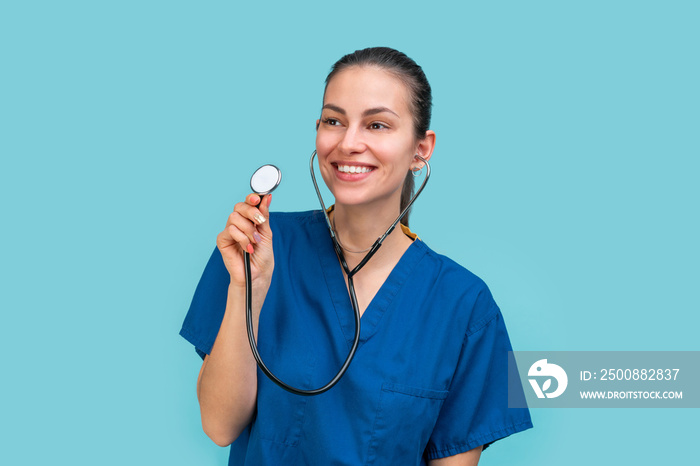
{"left": 324, "top": 47, "right": 432, "bottom": 227}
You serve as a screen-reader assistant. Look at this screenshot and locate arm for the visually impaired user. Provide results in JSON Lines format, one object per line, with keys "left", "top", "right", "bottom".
{"left": 196, "top": 283, "right": 264, "bottom": 446}
{"left": 196, "top": 193, "right": 274, "bottom": 446}
{"left": 428, "top": 445, "right": 483, "bottom": 466}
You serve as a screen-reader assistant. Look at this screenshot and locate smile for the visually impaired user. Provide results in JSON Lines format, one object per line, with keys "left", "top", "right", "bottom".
{"left": 336, "top": 165, "right": 374, "bottom": 174}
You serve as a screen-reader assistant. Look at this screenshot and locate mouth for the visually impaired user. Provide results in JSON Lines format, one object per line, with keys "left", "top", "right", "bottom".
{"left": 333, "top": 163, "right": 376, "bottom": 174}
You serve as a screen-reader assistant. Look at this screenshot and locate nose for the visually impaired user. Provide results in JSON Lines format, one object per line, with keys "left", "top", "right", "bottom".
{"left": 338, "top": 125, "right": 366, "bottom": 155}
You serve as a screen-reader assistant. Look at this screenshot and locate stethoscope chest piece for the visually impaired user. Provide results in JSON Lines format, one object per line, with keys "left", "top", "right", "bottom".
{"left": 250, "top": 164, "right": 282, "bottom": 195}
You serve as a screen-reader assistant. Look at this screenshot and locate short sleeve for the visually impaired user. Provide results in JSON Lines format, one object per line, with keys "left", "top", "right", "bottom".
{"left": 179, "top": 247, "right": 229, "bottom": 359}
{"left": 424, "top": 304, "right": 533, "bottom": 460}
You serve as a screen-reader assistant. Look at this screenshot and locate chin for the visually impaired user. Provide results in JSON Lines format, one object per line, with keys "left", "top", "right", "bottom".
{"left": 332, "top": 190, "right": 401, "bottom": 211}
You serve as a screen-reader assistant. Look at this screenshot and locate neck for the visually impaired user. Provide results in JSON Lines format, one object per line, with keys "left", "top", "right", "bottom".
{"left": 330, "top": 202, "right": 412, "bottom": 269}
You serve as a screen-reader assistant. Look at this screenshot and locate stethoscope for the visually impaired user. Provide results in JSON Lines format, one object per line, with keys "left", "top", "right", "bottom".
{"left": 244, "top": 150, "right": 431, "bottom": 396}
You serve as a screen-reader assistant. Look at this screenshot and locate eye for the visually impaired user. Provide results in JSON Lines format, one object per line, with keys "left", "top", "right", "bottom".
{"left": 369, "top": 122, "right": 388, "bottom": 130}
{"left": 322, "top": 117, "right": 340, "bottom": 126}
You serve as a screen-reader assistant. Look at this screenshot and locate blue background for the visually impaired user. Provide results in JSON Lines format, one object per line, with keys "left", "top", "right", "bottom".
{"left": 1, "top": 1, "right": 697, "bottom": 464}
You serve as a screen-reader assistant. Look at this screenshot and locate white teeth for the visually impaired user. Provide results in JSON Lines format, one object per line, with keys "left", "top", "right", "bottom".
{"left": 338, "top": 165, "right": 372, "bottom": 174}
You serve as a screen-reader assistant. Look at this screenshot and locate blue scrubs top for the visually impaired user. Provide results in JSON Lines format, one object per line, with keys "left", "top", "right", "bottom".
{"left": 180, "top": 210, "right": 532, "bottom": 465}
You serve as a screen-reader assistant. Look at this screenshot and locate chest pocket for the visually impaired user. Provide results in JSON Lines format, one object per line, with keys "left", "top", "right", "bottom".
{"left": 365, "top": 382, "right": 449, "bottom": 465}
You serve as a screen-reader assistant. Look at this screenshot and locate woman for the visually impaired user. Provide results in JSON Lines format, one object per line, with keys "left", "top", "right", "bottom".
{"left": 181, "top": 47, "right": 533, "bottom": 465}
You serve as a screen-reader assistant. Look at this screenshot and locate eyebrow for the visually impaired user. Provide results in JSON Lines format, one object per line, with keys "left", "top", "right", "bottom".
{"left": 322, "top": 104, "right": 399, "bottom": 118}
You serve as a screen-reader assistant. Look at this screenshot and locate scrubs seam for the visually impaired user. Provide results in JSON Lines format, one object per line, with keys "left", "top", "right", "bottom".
{"left": 258, "top": 437, "right": 299, "bottom": 448}
{"left": 425, "top": 419, "right": 534, "bottom": 459}
{"left": 273, "top": 210, "right": 325, "bottom": 224}
{"left": 360, "top": 241, "right": 429, "bottom": 342}
{"left": 465, "top": 305, "right": 500, "bottom": 338}
{"left": 382, "top": 383, "right": 449, "bottom": 400}
{"left": 314, "top": 219, "right": 354, "bottom": 352}
{"left": 420, "top": 247, "right": 500, "bottom": 338}
{"left": 440, "top": 307, "right": 505, "bottom": 416}
{"left": 179, "top": 326, "right": 213, "bottom": 355}
{"left": 364, "top": 388, "right": 387, "bottom": 466}
{"left": 312, "top": 206, "right": 357, "bottom": 350}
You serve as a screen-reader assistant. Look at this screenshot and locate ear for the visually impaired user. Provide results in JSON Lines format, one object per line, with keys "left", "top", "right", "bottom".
{"left": 412, "top": 130, "right": 436, "bottom": 170}
{"left": 316, "top": 119, "right": 320, "bottom": 131}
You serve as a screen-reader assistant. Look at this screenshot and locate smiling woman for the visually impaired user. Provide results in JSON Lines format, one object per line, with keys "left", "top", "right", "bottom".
{"left": 180, "top": 47, "right": 533, "bottom": 465}
{"left": 317, "top": 66, "right": 426, "bottom": 222}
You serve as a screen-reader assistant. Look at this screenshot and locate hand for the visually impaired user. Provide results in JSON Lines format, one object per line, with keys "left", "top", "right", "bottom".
{"left": 216, "top": 193, "right": 274, "bottom": 287}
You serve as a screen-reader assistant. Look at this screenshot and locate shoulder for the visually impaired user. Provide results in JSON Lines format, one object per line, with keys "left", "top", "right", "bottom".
{"left": 414, "top": 240, "right": 500, "bottom": 336}
{"left": 266, "top": 210, "right": 336, "bottom": 267}
{"left": 268, "top": 210, "right": 325, "bottom": 231}
{"left": 269, "top": 209, "right": 325, "bottom": 223}
{"left": 268, "top": 210, "right": 325, "bottom": 237}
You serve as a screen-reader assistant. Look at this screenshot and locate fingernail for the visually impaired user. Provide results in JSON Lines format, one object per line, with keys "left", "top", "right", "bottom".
{"left": 246, "top": 244, "right": 255, "bottom": 254}
{"left": 267, "top": 194, "right": 272, "bottom": 207}
{"left": 253, "top": 232, "right": 262, "bottom": 243}
{"left": 254, "top": 213, "right": 266, "bottom": 224}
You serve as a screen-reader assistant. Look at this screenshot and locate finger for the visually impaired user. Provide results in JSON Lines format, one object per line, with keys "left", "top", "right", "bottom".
{"left": 216, "top": 226, "right": 246, "bottom": 255}
{"left": 227, "top": 211, "right": 261, "bottom": 246}
{"left": 256, "top": 194, "right": 272, "bottom": 236}
{"left": 227, "top": 224, "right": 254, "bottom": 254}
{"left": 234, "top": 201, "right": 271, "bottom": 237}
{"left": 258, "top": 194, "right": 271, "bottom": 217}
{"left": 246, "top": 193, "right": 262, "bottom": 207}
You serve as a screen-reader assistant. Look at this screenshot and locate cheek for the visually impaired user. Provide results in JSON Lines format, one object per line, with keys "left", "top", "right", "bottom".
{"left": 383, "top": 144, "right": 416, "bottom": 172}
{"left": 315, "top": 139, "right": 332, "bottom": 169}
{"left": 315, "top": 127, "right": 337, "bottom": 153}
{"left": 314, "top": 137, "right": 334, "bottom": 181}
{"left": 377, "top": 133, "right": 416, "bottom": 161}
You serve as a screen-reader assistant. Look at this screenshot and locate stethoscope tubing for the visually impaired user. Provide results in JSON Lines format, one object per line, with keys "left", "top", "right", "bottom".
{"left": 245, "top": 150, "right": 430, "bottom": 396}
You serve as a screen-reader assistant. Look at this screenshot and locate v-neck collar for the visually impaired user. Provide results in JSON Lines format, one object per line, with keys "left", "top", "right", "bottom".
{"left": 312, "top": 210, "right": 428, "bottom": 349}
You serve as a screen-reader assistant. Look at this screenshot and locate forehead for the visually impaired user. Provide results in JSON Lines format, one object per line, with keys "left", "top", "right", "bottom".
{"left": 323, "top": 66, "right": 411, "bottom": 115}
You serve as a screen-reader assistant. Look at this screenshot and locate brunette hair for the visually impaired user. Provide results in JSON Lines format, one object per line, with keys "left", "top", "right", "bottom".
{"left": 324, "top": 47, "right": 432, "bottom": 227}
